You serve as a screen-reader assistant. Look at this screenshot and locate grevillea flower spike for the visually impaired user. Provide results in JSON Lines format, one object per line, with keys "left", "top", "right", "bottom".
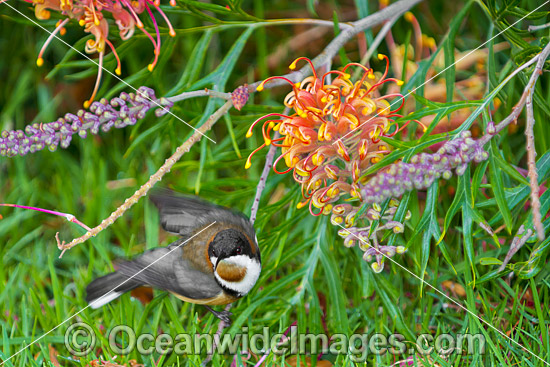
{"left": 247, "top": 57, "right": 417, "bottom": 272}
{"left": 28, "top": 0, "right": 176, "bottom": 107}
{"left": 0, "top": 86, "right": 172, "bottom": 157}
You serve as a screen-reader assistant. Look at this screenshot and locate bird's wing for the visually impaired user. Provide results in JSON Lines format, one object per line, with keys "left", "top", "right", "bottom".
{"left": 150, "top": 189, "right": 226, "bottom": 235}
{"left": 115, "top": 241, "right": 222, "bottom": 300}
{"left": 150, "top": 189, "right": 255, "bottom": 240}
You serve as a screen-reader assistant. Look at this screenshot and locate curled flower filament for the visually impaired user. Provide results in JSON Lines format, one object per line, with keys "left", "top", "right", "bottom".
{"left": 247, "top": 57, "right": 415, "bottom": 272}
{"left": 31, "top": 0, "right": 176, "bottom": 107}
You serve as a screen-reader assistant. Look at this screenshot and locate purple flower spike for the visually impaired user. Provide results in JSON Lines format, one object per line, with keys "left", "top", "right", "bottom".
{"left": 0, "top": 87, "right": 173, "bottom": 157}
{"left": 361, "top": 131, "right": 488, "bottom": 204}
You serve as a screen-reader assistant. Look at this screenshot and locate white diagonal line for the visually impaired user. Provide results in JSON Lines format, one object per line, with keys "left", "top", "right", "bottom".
{"left": 0, "top": 0, "right": 216, "bottom": 144}
{"left": 336, "top": 223, "right": 550, "bottom": 365}
{"left": 0, "top": 221, "right": 217, "bottom": 366}
{"left": 334, "top": 0, "right": 550, "bottom": 144}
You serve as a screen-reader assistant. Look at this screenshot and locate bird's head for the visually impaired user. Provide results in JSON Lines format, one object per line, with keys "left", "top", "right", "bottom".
{"left": 208, "top": 228, "right": 261, "bottom": 297}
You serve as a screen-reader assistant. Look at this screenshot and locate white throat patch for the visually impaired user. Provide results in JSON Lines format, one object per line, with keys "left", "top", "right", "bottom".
{"left": 214, "top": 255, "right": 261, "bottom": 296}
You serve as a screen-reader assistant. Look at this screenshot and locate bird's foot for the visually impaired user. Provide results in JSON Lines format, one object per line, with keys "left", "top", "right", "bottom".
{"left": 204, "top": 306, "right": 233, "bottom": 326}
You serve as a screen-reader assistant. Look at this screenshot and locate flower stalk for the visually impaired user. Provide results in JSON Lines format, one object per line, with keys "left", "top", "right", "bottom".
{"left": 0, "top": 87, "right": 172, "bottom": 157}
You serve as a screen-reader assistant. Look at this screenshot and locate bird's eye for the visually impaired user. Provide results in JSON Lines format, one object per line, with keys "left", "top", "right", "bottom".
{"left": 236, "top": 247, "right": 242, "bottom": 254}
{"left": 212, "top": 249, "right": 217, "bottom": 257}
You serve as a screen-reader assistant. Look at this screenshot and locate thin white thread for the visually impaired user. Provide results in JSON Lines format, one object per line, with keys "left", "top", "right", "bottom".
{"left": 0, "top": 1, "right": 216, "bottom": 144}
{"left": 337, "top": 223, "right": 550, "bottom": 366}
{"left": 334, "top": 0, "right": 550, "bottom": 144}
{"left": 0, "top": 221, "right": 217, "bottom": 365}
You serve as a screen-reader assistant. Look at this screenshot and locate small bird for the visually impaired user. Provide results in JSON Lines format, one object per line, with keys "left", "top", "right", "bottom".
{"left": 85, "top": 190, "right": 261, "bottom": 324}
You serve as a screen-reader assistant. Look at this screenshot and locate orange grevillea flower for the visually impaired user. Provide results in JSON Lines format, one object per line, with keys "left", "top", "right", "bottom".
{"left": 246, "top": 56, "right": 409, "bottom": 220}
{"left": 247, "top": 56, "right": 419, "bottom": 273}
{"left": 24, "top": 0, "right": 176, "bottom": 107}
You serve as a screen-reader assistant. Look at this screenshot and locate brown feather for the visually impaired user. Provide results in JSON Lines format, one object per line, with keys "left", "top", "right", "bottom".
{"left": 216, "top": 262, "right": 247, "bottom": 282}
{"left": 170, "top": 291, "right": 238, "bottom": 305}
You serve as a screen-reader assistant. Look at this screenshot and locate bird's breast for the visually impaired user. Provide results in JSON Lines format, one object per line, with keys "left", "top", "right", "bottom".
{"left": 216, "top": 262, "right": 247, "bottom": 282}
{"left": 170, "top": 291, "right": 239, "bottom": 305}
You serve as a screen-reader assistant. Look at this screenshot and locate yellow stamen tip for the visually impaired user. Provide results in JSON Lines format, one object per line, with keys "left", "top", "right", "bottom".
{"left": 289, "top": 61, "right": 297, "bottom": 70}
{"left": 245, "top": 160, "right": 252, "bottom": 169}
{"left": 169, "top": 30, "right": 176, "bottom": 37}
{"left": 79, "top": 19, "right": 85, "bottom": 27}
{"left": 115, "top": 67, "right": 122, "bottom": 76}
{"left": 297, "top": 201, "right": 307, "bottom": 209}
{"left": 246, "top": 131, "right": 253, "bottom": 138}
{"left": 36, "top": 58, "right": 44, "bottom": 67}
{"left": 396, "top": 80, "right": 404, "bottom": 86}
{"left": 148, "top": 64, "right": 154, "bottom": 72}
{"left": 256, "top": 84, "right": 264, "bottom": 92}
{"left": 265, "top": 139, "right": 271, "bottom": 146}
{"left": 404, "top": 12, "right": 414, "bottom": 22}
{"left": 83, "top": 100, "right": 91, "bottom": 109}
{"left": 377, "top": 54, "right": 385, "bottom": 60}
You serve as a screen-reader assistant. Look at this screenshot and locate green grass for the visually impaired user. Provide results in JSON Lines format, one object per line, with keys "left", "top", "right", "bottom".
{"left": 1, "top": 0, "right": 550, "bottom": 366}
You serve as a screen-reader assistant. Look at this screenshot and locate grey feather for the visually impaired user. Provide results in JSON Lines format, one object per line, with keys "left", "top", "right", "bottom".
{"left": 115, "top": 241, "right": 222, "bottom": 300}
{"left": 150, "top": 189, "right": 256, "bottom": 242}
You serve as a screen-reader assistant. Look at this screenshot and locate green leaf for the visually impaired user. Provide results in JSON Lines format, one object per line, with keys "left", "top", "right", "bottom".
{"left": 416, "top": 183, "right": 439, "bottom": 293}
{"left": 488, "top": 143, "right": 513, "bottom": 233}
{"left": 370, "top": 272, "right": 415, "bottom": 340}
{"left": 318, "top": 218, "right": 349, "bottom": 333}
{"left": 518, "top": 236, "right": 550, "bottom": 279}
{"left": 479, "top": 257, "right": 503, "bottom": 266}
{"left": 444, "top": 0, "right": 474, "bottom": 103}
{"left": 188, "top": 27, "right": 255, "bottom": 91}
{"left": 167, "top": 30, "right": 213, "bottom": 95}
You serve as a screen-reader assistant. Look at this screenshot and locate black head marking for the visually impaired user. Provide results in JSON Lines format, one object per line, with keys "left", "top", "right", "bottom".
{"left": 208, "top": 228, "right": 254, "bottom": 262}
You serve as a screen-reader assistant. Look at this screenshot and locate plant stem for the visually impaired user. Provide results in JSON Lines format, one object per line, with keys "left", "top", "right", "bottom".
{"left": 248, "top": 0, "right": 424, "bottom": 91}
{"left": 525, "top": 75, "right": 544, "bottom": 241}
{"left": 57, "top": 100, "right": 233, "bottom": 256}
{"left": 168, "top": 89, "right": 232, "bottom": 103}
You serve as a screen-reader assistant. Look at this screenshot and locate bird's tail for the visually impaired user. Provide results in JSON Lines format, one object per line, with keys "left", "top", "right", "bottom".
{"left": 85, "top": 272, "right": 141, "bottom": 309}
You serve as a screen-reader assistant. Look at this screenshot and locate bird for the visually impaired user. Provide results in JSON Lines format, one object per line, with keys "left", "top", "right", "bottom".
{"left": 85, "top": 190, "right": 261, "bottom": 324}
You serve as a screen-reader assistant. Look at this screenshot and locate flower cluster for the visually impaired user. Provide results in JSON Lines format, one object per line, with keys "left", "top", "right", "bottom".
{"left": 361, "top": 131, "right": 488, "bottom": 204}
{"left": 246, "top": 56, "right": 413, "bottom": 271}
{"left": 337, "top": 201, "right": 408, "bottom": 273}
{"left": 27, "top": 0, "right": 176, "bottom": 107}
{"left": 231, "top": 84, "right": 250, "bottom": 111}
{"left": 0, "top": 86, "right": 172, "bottom": 157}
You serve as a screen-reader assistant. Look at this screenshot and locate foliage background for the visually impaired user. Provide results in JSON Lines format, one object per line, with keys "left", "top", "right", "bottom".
{"left": 1, "top": 0, "right": 550, "bottom": 365}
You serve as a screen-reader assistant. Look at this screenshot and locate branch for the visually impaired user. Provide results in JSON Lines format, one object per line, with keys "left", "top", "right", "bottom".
{"left": 480, "top": 42, "right": 550, "bottom": 145}
{"left": 498, "top": 225, "right": 534, "bottom": 272}
{"left": 247, "top": 0, "right": 424, "bottom": 91}
{"left": 57, "top": 100, "right": 234, "bottom": 256}
{"left": 249, "top": 132, "right": 279, "bottom": 225}
{"left": 528, "top": 22, "right": 550, "bottom": 32}
{"left": 249, "top": 107, "right": 288, "bottom": 225}
{"left": 477, "top": 43, "right": 550, "bottom": 243}
{"left": 525, "top": 88, "right": 544, "bottom": 241}
{"left": 355, "top": 14, "right": 400, "bottom": 78}
{"left": 168, "top": 88, "right": 232, "bottom": 103}
{"left": 0, "top": 204, "right": 91, "bottom": 231}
